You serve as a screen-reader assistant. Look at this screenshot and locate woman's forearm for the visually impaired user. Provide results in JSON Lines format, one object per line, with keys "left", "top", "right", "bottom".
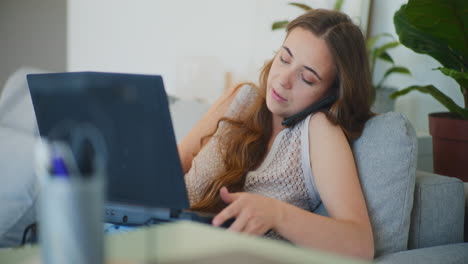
{"left": 274, "top": 202, "right": 374, "bottom": 260}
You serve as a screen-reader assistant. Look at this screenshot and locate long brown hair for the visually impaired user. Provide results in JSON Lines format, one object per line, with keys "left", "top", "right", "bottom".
{"left": 191, "top": 9, "right": 373, "bottom": 213}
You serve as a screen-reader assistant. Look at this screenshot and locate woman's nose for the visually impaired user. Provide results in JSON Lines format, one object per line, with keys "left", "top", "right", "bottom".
{"left": 278, "top": 70, "right": 294, "bottom": 89}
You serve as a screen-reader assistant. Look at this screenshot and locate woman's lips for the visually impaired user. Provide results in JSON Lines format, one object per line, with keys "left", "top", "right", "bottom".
{"left": 272, "top": 88, "right": 287, "bottom": 102}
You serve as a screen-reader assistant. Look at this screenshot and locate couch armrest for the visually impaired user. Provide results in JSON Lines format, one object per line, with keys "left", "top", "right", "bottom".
{"left": 374, "top": 243, "right": 468, "bottom": 264}
{"left": 408, "top": 170, "right": 465, "bottom": 249}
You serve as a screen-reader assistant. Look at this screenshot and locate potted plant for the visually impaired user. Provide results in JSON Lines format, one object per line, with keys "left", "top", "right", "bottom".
{"left": 367, "top": 33, "right": 411, "bottom": 113}
{"left": 271, "top": 2, "right": 411, "bottom": 113}
{"left": 392, "top": 0, "right": 468, "bottom": 180}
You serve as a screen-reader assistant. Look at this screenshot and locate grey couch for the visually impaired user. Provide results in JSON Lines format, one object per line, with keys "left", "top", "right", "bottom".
{"left": 0, "top": 69, "right": 467, "bottom": 263}
{"left": 342, "top": 111, "right": 467, "bottom": 263}
{"left": 375, "top": 171, "right": 467, "bottom": 263}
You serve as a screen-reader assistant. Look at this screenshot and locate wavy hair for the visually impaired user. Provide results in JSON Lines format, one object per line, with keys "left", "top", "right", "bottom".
{"left": 191, "top": 9, "right": 373, "bottom": 213}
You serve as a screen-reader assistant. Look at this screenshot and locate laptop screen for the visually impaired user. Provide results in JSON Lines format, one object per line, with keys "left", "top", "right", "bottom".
{"left": 27, "top": 72, "right": 190, "bottom": 210}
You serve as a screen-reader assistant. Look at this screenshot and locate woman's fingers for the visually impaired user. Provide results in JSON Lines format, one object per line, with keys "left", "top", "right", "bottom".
{"left": 219, "top": 186, "right": 237, "bottom": 204}
{"left": 242, "top": 219, "right": 268, "bottom": 236}
{"left": 227, "top": 210, "right": 249, "bottom": 232}
{"left": 213, "top": 190, "right": 276, "bottom": 236}
{"left": 212, "top": 200, "right": 240, "bottom": 227}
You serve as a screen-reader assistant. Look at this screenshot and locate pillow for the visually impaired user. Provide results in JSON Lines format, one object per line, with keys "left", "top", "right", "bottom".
{"left": 0, "top": 126, "right": 39, "bottom": 247}
{"left": 313, "top": 112, "right": 418, "bottom": 257}
{"left": 0, "top": 67, "right": 44, "bottom": 247}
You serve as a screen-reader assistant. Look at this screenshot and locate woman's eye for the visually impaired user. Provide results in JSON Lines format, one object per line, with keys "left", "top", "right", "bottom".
{"left": 302, "top": 76, "right": 314, "bottom": 85}
{"left": 280, "top": 56, "right": 289, "bottom": 64}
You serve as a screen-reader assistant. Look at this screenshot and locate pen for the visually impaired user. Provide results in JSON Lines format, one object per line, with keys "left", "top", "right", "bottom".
{"left": 35, "top": 139, "right": 80, "bottom": 181}
{"left": 51, "top": 152, "right": 69, "bottom": 178}
{"left": 50, "top": 141, "right": 80, "bottom": 179}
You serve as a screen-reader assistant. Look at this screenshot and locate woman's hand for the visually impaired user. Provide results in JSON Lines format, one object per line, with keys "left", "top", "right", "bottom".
{"left": 212, "top": 187, "right": 284, "bottom": 235}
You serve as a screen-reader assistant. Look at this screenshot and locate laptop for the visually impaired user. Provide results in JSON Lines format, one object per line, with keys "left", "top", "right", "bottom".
{"left": 27, "top": 71, "right": 231, "bottom": 227}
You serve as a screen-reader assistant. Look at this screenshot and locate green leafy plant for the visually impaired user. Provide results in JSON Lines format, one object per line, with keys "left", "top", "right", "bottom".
{"left": 272, "top": 1, "right": 342, "bottom": 30}
{"left": 272, "top": 1, "right": 343, "bottom": 30}
{"left": 367, "top": 33, "right": 411, "bottom": 92}
{"left": 271, "top": 1, "right": 411, "bottom": 102}
{"left": 391, "top": 0, "right": 468, "bottom": 119}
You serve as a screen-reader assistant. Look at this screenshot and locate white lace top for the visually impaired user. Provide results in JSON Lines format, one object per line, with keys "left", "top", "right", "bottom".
{"left": 184, "top": 85, "right": 322, "bottom": 237}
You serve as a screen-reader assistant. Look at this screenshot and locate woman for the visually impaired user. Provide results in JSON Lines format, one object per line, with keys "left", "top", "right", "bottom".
{"left": 178, "top": 9, "right": 375, "bottom": 260}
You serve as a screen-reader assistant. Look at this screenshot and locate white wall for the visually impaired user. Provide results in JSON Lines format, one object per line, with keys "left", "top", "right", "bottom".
{"left": 369, "top": 0, "right": 462, "bottom": 135}
{"left": 67, "top": 0, "right": 369, "bottom": 103}
{"left": 0, "top": 0, "right": 67, "bottom": 96}
{"left": 0, "top": 0, "right": 369, "bottom": 104}
{"left": 2, "top": 0, "right": 452, "bottom": 135}
{"left": 68, "top": 0, "right": 255, "bottom": 103}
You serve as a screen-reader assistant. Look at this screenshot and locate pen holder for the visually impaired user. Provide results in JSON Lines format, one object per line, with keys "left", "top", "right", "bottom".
{"left": 38, "top": 172, "right": 105, "bottom": 264}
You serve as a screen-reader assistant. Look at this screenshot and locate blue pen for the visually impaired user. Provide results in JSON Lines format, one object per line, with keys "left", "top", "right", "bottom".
{"left": 51, "top": 154, "right": 69, "bottom": 178}
{"left": 49, "top": 142, "right": 76, "bottom": 179}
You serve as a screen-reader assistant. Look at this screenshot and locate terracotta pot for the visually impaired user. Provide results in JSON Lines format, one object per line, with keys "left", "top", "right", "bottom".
{"left": 429, "top": 112, "right": 468, "bottom": 181}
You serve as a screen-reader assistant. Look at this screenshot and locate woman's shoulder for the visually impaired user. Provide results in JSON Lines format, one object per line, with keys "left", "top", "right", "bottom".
{"left": 306, "top": 112, "right": 350, "bottom": 165}
{"left": 307, "top": 112, "right": 345, "bottom": 140}
{"left": 229, "top": 82, "right": 258, "bottom": 101}
{"left": 224, "top": 82, "right": 259, "bottom": 117}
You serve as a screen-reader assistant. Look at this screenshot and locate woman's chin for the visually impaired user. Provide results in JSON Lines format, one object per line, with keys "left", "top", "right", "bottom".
{"left": 266, "top": 104, "right": 288, "bottom": 120}
{"left": 265, "top": 98, "right": 278, "bottom": 113}
{"left": 266, "top": 98, "right": 286, "bottom": 114}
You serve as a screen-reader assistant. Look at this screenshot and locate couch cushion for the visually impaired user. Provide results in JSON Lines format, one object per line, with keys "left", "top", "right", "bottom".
{"left": 0, "top": 126, "right": 39, "bottom": 247}
{"left": 409, "top": 171, "right": 465, "bottom": 249}
{"left": 375, "top": 243, "right": 468, "bottom": 264}
{"left": 355, "top": 112, "right": 417, "bottom": 256}
{"left": 0, "top": 67, "right": 43, "bottom": 135}
{"left": 313, "top": 112, "right": 417, "bottom": 257}
{"left": 0, "top": 67, "right": 43, "bottom": 247}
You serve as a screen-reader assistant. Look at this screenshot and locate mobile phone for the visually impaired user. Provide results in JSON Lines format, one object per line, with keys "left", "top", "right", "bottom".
{"left": 281, "top": 94, "right": 338, "bottom": 127}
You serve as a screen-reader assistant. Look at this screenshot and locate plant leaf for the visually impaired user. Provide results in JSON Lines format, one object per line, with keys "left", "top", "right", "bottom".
{"left": 405, "top": 0, "right": 468, "bottom": 61}
{"left": 366, "top": 33, "right": 394, "bottom": 51}
{"left": 435, "top": 67, "right": 468, "bottom": 80}
{"left": 376, "top": 66, "right": 411, "bottom": 88}
{"left": 288, "top": 2, "right": 313, "bottom": 11}
{"left": 272, "top": 20, "right": 289, "bottom": 30}
{"left": 373, "top": 41, "right": 400, "bottom": 58}
{"left": 394, "top": 3, "right": 466, "bottom": 72}
{"left": 334, "top": 0, "right": 344, "bottom": 11}
{"left": 435, "top": 67, "right": 468, "bottom": 95}
{"left": 391, "top": 85, "right": 468, "bottom": 118}
{"left": 378, "top": 52, "right": 394, "bottom": 64}
{"left": 372, "top": 41, "right": 400, "bottom": 71}
{"left": 385, "top": 66, "right": 411, "bottom": 77}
